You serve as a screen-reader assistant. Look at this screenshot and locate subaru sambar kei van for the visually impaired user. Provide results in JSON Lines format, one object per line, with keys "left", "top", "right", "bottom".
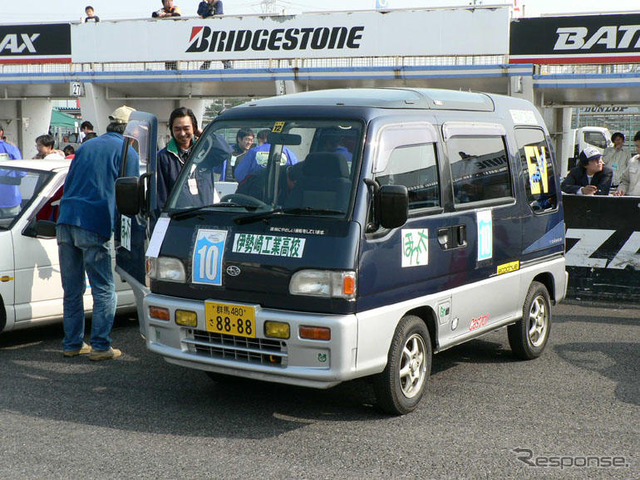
{"left": 115, "top": 88, "right": 567, "bottom": 415}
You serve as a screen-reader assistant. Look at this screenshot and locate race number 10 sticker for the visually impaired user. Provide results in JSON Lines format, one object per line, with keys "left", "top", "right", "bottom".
{"left": 192, "top": 229, "right": 228, "bottom": 286}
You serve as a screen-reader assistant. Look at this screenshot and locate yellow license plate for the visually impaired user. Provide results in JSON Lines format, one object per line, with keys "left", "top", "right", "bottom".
{"left": 205, "top": 302, "right": 256, "bottom": 338}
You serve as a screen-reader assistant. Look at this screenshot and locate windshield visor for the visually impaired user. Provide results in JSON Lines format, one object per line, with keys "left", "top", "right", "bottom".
{"left": 165, "top": 119, "right": 362, "bottom": 220}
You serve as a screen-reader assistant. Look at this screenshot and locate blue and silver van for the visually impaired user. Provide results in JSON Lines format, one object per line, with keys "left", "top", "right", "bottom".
{"left": 116, "top": 88, "right": 567, "bottom": 414}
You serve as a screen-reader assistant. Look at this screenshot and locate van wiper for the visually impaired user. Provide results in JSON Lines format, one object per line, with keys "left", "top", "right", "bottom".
{"left": 234, "top": 206, "right": 345, "bottom": 225}
{"left": 170, "top": 202, "right": 257, "bottom": 220}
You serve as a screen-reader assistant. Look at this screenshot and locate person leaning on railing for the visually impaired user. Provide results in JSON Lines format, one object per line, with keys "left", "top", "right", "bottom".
{"left": 198, "top": 0, "right": 232, "bottom": 69}
{"left": 152, "top": 0, "right": 182, "bottom": 70}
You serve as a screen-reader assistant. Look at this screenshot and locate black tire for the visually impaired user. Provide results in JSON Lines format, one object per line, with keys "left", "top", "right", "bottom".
{"left": 373, "top": 315, "right": 432, "bottom": 415}
{"left": 508, "top": 281, "right": 551, "bottom": 360}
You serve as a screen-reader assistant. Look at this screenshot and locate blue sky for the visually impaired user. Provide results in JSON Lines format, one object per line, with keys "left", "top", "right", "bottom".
{"left": 1, "top": 0, "right": 639, "bottom": 24}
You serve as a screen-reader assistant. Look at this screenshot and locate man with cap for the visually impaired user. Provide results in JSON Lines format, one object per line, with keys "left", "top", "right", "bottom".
{"left": 561, "top": 146, "right": 613, "bottom": 196}
{"left": 56, "top": 105, "right": 139, "bottom": 361}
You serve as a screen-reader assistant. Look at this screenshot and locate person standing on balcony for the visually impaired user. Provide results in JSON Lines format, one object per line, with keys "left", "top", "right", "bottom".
{"left": 152, "top": 0, "right": 182, "bottom": 17}
{"left": 198, "top": 0, "right": 232, "bottom": 69}
{"left": 84, "top": 5, "right": 100, "bottom": 22}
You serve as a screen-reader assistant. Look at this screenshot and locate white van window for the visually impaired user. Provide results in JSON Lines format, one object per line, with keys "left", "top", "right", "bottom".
{"left": 447, "top": 136, "right": 512, "bottom": 204}
{"left": 376, "top": 143, "right": 440, "bottom": 209}
{"left": 515, "top": 128, "right": 558, "bottom": 213}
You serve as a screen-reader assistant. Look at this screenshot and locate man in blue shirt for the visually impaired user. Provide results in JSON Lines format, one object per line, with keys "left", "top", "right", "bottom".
{"left": 234, "top": 129, "right": 298, "bottom": 183}
{"left": 57, "top": 105, "right": 139, "bottom": 361}
{"left": 0, "top": 123, "right": 24, "bottom": 218}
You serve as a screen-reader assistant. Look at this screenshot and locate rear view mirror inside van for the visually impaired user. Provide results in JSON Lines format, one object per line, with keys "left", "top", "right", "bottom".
{"left": 379, "top": 185, "right": 408, "bottom": 229}
{"left": 267, "top": 132, "right": 302, "bottom": 146}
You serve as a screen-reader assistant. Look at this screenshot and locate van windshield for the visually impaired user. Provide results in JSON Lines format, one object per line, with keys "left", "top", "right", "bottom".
{"left": 166, "top": 119, "right": 362, "bottom": 220}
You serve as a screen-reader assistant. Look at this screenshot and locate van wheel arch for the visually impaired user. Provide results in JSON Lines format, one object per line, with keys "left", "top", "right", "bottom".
{"left": 405, "top": 306, "right": 438, "bottom": 352}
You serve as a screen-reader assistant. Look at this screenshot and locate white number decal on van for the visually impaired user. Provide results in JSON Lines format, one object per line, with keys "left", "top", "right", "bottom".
{"left": 192, "top": 229, "right": 228, "bottom": 286}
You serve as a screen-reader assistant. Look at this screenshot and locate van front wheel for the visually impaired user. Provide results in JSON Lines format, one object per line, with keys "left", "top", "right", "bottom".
{"left": 508, "top": 281, "right": 551, "bottom": 360}
{"left": 373, "top": 315, "right": 432, "bottom": 415}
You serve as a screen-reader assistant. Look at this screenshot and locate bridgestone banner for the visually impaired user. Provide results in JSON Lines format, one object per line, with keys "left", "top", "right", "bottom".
{"left": 510, "top": 13, "right": 640, "bottom": 64}
{"left": 71, "top": 8, "right": 509, "bottom": 63}
{"left": 0, "top": 24, "right": 71, "bottom": 64}
{"left": 563, "top": 194, "right": 640, "bottom": 303}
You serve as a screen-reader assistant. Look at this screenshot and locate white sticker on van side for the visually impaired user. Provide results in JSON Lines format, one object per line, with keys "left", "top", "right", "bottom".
{"left": 401, "top": 229, "right": 429, "bottom": 267}
{"left": 510, "top": 109, "right": 538, "bottom": 126}
{"left": 233, "top": 233, "right": 305, "bottom": 258}
{"left": 477, "top": 210, "right": 493, "bottom": 261}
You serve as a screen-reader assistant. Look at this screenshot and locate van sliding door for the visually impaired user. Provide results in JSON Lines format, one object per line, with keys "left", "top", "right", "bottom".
{"left": 443, "top": 122, "right": 522, "bottom": 334}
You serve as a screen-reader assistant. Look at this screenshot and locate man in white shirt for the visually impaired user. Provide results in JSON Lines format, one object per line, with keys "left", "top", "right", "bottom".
{"left": 613, "top": 131, "right": 640, "bottom": 197}
{"left": 602, "top": 131, "right": 630, "bottom": 187}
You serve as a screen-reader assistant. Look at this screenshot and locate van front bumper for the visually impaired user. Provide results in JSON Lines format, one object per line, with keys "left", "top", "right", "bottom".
{"left": 142, "top": 293, "right": 360, "bottom": 389}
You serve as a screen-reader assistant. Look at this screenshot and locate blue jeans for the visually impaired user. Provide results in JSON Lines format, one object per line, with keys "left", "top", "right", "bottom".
{"left": 57, "top": 224, "right": 117, "bottom": 352}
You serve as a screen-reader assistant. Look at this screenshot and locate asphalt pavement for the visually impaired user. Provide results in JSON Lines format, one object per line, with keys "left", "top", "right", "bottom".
{"left": 0, "top": 302, "right": 638, "bottom": 480}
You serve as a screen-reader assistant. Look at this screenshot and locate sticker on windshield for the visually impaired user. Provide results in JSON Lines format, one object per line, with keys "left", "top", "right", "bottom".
{"left": 402, "top": 229, "right": 429, "bottom": 267}
{"left": 272, "top": 121, "right": 285, "bottom": 133}
{"left": 192, "top": 229, "right": 228, "bottom": 286}
{"left": 233, "top": 233, "right": 305, "bottom": 258}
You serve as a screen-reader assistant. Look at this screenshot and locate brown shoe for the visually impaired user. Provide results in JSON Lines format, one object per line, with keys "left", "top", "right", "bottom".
{"left": 89, "top": 347, "right": 122, "bottom": 361}
{"left": 63, "top": 342, "right": 92, "bottom": 357}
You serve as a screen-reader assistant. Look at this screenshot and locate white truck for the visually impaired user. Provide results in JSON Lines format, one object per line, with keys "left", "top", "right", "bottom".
{"left": 560, "top": 126, "right": 612, "bottom": 174}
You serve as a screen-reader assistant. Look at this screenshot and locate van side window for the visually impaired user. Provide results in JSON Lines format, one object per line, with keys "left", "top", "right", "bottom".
{"left": 447, "top": 136, "right": 512, "bottom": 204}
{"left": 515, "top": 128, "right": 558, "bottom": 213}
{"left": 376, "top": 143, "right": 440, "bottom": 209}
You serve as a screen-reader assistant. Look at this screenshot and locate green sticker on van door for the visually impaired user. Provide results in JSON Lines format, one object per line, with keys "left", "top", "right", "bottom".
{"left": 401, "top": 229, "right": 429, "bottom": 267}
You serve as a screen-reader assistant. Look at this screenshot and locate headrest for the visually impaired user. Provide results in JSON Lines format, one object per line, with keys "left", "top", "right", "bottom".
{"left": 302, "top": 152, "right": 349, "bottom": 178}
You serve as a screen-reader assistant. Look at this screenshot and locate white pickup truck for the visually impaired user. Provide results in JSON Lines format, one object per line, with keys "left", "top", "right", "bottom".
{"left": 561, "top": 126, "right": 612, "bottom": 174}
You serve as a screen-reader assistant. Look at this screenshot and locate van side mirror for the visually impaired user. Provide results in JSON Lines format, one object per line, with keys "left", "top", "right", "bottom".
{"left": 379, "top": 185, "right": 408, "bottom": 229}
{"left": 116, "top": 176, "right": 142, "bottom": 216}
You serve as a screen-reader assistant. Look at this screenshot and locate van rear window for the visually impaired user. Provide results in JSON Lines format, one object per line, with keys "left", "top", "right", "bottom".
{"left": 447, "top": 136, "right": 512, "bottom": 204}
{"left": 515, "top": 128, "right": 558, "bottom": 213}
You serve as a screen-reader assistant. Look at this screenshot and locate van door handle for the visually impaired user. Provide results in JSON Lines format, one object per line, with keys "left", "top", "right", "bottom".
{"left": 456, "top": 225, "right": 467, "bottom": 247}
{"left": 438, "top": 225, "right": 467, "bottom": 250}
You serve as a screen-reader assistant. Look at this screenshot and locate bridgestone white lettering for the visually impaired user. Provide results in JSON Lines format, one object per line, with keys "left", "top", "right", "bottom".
{"left": 553, "top": 24, "right": 640, "bottom": 51}
{"left": 554, "top": 27, "right": 587, "bottom": 50}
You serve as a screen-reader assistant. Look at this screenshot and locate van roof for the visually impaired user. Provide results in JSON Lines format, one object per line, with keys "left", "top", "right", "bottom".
{"left": 238, "top": 88, "right": 495, "bottom": 112}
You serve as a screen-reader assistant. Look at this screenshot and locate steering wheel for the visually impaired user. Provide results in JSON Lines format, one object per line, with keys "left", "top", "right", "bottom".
{"left": 220, "top": 193, "right": 269, "bottom": 208}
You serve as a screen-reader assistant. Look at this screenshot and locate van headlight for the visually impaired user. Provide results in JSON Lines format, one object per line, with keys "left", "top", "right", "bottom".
{"left": 289, "top": 270, "right": 356, "bottom": 299}
{"left": 146, "top": 256, "right": 186, "bottom": 283}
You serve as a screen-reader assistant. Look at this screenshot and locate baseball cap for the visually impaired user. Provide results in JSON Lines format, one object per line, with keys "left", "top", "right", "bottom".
{"left": 109, "top": 105, "right": 135, "bottom": 124}
{"left": 579, "top": 146, "right": 602, "bottom": 166}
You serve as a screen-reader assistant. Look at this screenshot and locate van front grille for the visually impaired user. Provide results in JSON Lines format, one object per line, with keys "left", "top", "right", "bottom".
{"left": 183, "top": 330, "right": 288, "bottom": 366}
